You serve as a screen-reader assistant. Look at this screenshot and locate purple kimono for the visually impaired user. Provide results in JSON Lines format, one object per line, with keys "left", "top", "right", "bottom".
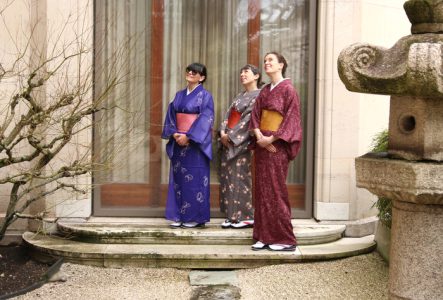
{"left": 161, "top": 84, "right": 214, "bottom": 223}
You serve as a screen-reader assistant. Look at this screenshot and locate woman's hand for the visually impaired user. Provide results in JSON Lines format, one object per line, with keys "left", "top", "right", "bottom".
{"left": 253, "top": 128, "right": 264, "bottom": 141}
{"left": 220, "top": 132, "right": 231, "bottom": 148}
{"left": 257, "top": 135, "right": 277, "bottom": 153}
{"left": 174, "top": 133, "right": 190, "bottom": 146}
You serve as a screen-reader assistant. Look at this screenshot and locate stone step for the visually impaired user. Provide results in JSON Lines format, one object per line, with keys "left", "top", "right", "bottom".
{"left": 57, "top": 218, "right": 346, "bottom": 245}
{"left": 22, "top": 232, "right": 376, "bottom": 269}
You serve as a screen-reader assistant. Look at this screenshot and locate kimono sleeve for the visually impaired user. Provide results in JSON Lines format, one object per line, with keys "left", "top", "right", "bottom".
{"left": 219, "top": 101, "right": 233, "bottom": 133}
{"left": 274, "top": 87, "right": 303, "bottom": 159}
{"left": 187, "top": 92, "right": 214, "bottom": 144}
{"left": 161, "top": 101, "right": 177, "bottom": 139}
{"left": 249, "top": 91, "right": 263, "bottom": 131}
{"left": 228, "top": 97, "right": 256, "bottom": 147}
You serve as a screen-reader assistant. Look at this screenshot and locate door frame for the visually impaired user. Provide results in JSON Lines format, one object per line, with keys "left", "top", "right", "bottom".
{"left": 92, "top": 0, "right": 317, "bottom": 218}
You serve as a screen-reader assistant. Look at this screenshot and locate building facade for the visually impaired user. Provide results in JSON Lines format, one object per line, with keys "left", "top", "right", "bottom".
{"left": 0, "top": 0, "right": 410, "bottom": 234}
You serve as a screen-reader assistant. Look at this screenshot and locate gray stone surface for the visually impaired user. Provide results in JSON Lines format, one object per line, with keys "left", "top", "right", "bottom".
{"left": 389, "top": 200, "right": 443, "bottom": 300}
{"left": 388, "top": 96, "right": 443, "bottom": 161}
{"left": 57, "top": 219, "right": 346, "bottom": 245}
{"left": 338, "top": 36, "right": 443, "bottom": 98}
{"left": 374, "top": 221, "right": 391, "bottom": 263}
{"left": 320, "top": 216, "right": 377, "bottom": 237}
{"left": 404, "top": 0, "right": 443, "bottom": 33}
{"left": 189, "top": 271, "right": 238, "bottom": 286}
{"left": 190, "top": 286, "right": 241, "bottom": 300}
{"left": 22, "top": 231, "right": 376, "bottom": 269}
{"left": 355, "top": 154, "right": 443, "bottom": 205}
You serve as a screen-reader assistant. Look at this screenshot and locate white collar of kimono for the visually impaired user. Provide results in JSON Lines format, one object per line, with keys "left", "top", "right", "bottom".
{"left": 270, "top": 78, "right": 288, "bottom": 91}
{"left": 187, "top": 84, "right": 201, "bottom": 95}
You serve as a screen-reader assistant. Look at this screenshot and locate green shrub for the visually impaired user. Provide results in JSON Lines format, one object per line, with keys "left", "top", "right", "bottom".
{"left": 370, "top": 129, "right": 392, "bottom": 228}
{"left": 370, "top": 129, "right": 388, "bottom": 153}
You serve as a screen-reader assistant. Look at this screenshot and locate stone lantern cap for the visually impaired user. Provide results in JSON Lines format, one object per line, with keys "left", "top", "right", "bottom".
{"left": 337, "top": 35, "right": 443, "bottom": 98}
{"left": 404, "top": 0, "right": 443, "bottom": 33}
{"left": 338, "top": 0, "right": 443, "bottom": 97}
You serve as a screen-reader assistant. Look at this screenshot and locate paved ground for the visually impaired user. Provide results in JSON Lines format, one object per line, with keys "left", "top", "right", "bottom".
{"left": 15, "top": 252, "right": 388, "bottom": 300}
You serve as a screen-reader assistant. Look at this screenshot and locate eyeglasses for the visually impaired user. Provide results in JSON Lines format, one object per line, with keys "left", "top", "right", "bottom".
{"left": 186, "top": 69, "right": 198, "bottom": 76}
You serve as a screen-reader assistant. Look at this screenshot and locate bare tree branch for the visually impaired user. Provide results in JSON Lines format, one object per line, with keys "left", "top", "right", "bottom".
{"left": 0, "top": 1, "right": 137, "bottom": 240}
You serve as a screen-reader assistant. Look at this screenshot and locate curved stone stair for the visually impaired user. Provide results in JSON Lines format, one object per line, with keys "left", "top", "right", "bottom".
{"left": 56, "top": 219, "right": 346, "bottom": 245}
{"left": 23, "top": 218, "right": 376, "bottom": 269}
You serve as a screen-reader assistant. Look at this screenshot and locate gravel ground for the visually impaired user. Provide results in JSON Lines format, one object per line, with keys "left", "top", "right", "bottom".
{"left": 236, "top": 253, "right": 389, "bottom": 300}
{"left": 15, "top": 252, "right": 388, "bottom": 300}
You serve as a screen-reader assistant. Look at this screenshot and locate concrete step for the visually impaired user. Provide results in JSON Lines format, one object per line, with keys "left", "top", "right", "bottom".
{"left": 57, "top": 218, "right": 346, "bottom": 245}
{"left": 22, "top": 232, "right": 376, "bottom": 269}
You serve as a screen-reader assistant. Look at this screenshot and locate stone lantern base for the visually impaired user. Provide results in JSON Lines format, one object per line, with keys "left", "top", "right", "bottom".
{"left": 390, "top": 200, "right": 442, "bottom": 300}
{"left": 355, "top": 154, "right": 443, "bottom": 299}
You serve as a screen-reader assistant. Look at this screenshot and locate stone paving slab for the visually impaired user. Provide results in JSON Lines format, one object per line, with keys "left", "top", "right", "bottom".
{"left": 189, "top": 271, "right": 238, "bottom": 286}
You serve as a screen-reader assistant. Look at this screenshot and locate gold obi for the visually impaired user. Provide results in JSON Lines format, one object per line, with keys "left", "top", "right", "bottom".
{"left": 260, "top": 109, "right": 283, "bottom": 131}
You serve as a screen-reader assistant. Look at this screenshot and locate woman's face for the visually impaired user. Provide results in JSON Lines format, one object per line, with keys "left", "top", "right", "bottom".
{"left": 264, "top": 54, "right": 283, "bottom": 76}
{"left": 240, "top": 68, "right": 258, "bottom": 86}
{"left": 185, "top": 69, "right": 205, "bottom": 85}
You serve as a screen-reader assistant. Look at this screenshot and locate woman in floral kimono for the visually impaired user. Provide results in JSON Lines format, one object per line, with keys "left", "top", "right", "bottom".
{"left": 219, "top": 64, "right": 262, "bottom": 229}
{"left": 161, "top": 63, "right": 214, "bottom": 228}
{"left": 249, "top": 52, "right": 302, "bottom": 251}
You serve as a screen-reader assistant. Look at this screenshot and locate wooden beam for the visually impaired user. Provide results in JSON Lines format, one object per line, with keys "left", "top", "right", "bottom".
{"left": 149, "top": 0, "right": 164, "bottom": 205}
{"left": 100, "top": 183, "right": 305, "bottom": 209}
{"left": 247, "top": 0, "right": 261, "bottom": 66}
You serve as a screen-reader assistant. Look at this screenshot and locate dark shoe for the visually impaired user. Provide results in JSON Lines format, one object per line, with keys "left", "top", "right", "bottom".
{"left": 182, "top": 222, "right": 205, "bottom": 228}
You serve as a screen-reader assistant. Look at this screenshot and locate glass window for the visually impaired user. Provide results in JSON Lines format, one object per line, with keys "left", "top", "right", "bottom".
{"left": 93, "top": 0, "right": 313, "bottom": 216}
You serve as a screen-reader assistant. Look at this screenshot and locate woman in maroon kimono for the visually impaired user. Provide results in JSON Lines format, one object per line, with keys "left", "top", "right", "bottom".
{"left": 249, "top": 52, "right": 302, "bottom": 251}
{"left": 162, "top": 63, "right": 214, "bottom": 229}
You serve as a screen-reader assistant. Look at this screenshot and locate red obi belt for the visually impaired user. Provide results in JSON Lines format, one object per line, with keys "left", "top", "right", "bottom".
{"left": 176, "top": 113, "right": 198, "bottom": 133}
{"left": 227, "top": 107, "right": 241, "bottom": 129}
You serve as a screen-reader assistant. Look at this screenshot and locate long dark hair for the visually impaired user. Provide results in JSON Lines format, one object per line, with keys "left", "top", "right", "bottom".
{"left": 186, "top": 62, "right": 207, "bottom": 84}
{"left": 241, "top": 64, "right": 264, "bottom": 88}
{"left": 265, "top": 51, "right": 288, "bottom": 77}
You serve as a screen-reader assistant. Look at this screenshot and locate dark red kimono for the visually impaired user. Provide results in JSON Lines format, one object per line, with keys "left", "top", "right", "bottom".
{"left": 249, "top": 79, "right": 302, "bottom": 245}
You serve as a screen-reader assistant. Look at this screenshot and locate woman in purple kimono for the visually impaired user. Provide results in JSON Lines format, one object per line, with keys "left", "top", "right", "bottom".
{"left": 249, "top": 52, "right": 302, "bottom": 251}
{"left": 161, "top": 63, "right": 214, "bottom": 228}
{"left": 219, "top": 64, "right": 262, "bottom": 229}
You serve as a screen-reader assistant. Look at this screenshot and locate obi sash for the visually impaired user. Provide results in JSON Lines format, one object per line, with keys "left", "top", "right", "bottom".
{"left": 260, "top": 109, "right": 283, "bottom": 131}
{"left": 176, "top": 113, "right": 198, "bottom": 133}
{"left": 227, "top": 107, "right": 242, "bottom": 129}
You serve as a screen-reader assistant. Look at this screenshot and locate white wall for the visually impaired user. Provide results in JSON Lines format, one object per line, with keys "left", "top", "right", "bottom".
{"left": 0, "top": 0, "right": 93, "bottom": 226}
{"left": 44, "top": 0, "right": 94, "bottom": 218}
{"left": 315, "top": 0, "right": 410, "bottom": 220}
{"left": 0, "top": 0, "right": 32, "bottom": 229}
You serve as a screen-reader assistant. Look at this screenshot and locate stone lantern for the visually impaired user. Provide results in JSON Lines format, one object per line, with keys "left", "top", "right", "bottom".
{"left": 338, "top": 1, "right": 443, "bottom": 299}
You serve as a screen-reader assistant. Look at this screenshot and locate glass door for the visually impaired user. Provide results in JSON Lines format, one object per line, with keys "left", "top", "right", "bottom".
{"left": 92, "top": 0, "right": 315, "bottom": 218}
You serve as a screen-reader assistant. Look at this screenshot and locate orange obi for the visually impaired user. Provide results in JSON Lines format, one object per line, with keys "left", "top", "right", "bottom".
{"left": 176, "top": 113, "right": 198, "bottom": 133}
{"left": 260, "top": 109, "right": 283, "bottom": 131}
{"left": 227, "top": 107, "right": 242, "bottom": 129}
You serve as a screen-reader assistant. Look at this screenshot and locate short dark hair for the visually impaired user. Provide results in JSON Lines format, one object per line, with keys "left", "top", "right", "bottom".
{"left": 265, "top": 51, "right": 288, "bottom": 77}
{"left": 186, "top": 62, "right": 207, "bottom": 83}
{"left": 241, "top": 64, "right": 264, "bottom": 88}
